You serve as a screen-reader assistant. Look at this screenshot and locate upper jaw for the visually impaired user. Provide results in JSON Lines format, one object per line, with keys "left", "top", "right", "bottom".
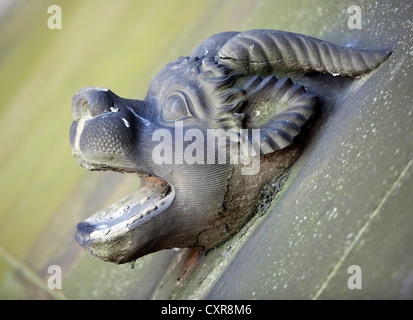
{"left": 70, "top": 87, "right": 150, "bottom": 173}
{"left": 70, "top": 87, "right": 180, "bottom": 263}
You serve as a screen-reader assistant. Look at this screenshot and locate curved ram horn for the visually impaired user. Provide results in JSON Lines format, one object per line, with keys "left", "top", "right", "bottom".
{"left": 217, "top": 30, "right": 392, "bottom": 77}
{"left": 241, "top": 75, "right": 318, "bottom": 155}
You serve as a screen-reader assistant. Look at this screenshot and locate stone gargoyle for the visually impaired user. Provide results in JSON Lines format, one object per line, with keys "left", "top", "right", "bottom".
{"left": 69, "top": 30, "right": 391, "bottom": 264}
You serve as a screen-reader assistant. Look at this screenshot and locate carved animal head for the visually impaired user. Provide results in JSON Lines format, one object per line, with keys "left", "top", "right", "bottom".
{"left": 70, "top": 30, "right": 391, "bottom": 263}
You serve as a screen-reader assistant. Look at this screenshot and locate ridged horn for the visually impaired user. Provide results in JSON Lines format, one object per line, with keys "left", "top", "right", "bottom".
{"left": 217, "top": 30, "right": 392, "bottom": 78}
{"left": 241, "top": 75, "right": 318, "bottom": 155}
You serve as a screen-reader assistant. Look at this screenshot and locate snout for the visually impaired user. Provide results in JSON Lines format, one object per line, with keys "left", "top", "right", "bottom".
{"left": 69, "top": 87, "right": 151, "bottom": 173}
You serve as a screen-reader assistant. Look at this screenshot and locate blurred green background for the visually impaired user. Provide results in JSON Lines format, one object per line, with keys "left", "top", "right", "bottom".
{"left": 1, "top": 0, "right": 412, "bottom": 299}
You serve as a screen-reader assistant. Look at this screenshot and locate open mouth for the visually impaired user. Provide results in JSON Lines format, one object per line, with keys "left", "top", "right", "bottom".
{"left": 75, "top": 176, "right": 175, "bottom": 263}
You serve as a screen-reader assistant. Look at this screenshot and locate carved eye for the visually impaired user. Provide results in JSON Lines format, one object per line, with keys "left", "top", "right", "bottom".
{"left": 162, "top": 93, "right": 192, "bottom": 122}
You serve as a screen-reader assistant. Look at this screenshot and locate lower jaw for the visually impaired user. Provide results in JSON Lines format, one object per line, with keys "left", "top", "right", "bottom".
{"left": 75, "top": 176, "right": 174, "bottom": 263}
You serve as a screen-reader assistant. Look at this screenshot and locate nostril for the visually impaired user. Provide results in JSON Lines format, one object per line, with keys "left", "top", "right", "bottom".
{"left": 69, "top": 121, "right": 77, "bottom": 149}
{"left": 72, "top": 87, "right": 113, "bottom": 121}
{"left": 72, "top": 95, "right": 89, "bottom": 121}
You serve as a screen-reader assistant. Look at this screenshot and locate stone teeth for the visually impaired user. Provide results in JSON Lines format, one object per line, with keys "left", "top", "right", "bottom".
{"left": 127, "top": 205, "right": 160, "bottom": 226}
{"left": 140, "top": 197, "right": 150, "bottom": 205}
{"left": 144, "top": 205, "right": 158, "bottom": 216}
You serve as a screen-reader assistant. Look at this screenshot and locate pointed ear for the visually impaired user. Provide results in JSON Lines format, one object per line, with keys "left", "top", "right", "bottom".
{"left": 240, "top": 75, "right": 318, "bottom": 155}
